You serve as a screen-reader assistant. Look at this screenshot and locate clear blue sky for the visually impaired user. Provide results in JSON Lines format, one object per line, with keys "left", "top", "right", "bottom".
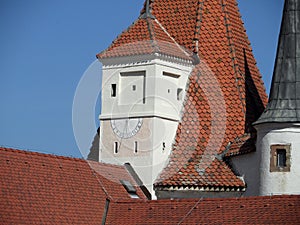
{"left": 0, "top": 0, "right": 284, "bottom": 158}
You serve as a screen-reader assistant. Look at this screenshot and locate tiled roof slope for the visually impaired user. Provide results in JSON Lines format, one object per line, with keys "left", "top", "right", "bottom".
{"left": 97, "top": 17, "right": 193, "bottom": 61}
{"left": 97, "top": 0, "right": 268, "bottom": 190}
{"left": 106, "top": 195, "right": 300, "bottom": 225}
{"left": 223, "top": 133, "right": 256, "bottom": 157}
{"left": 151, "top": 0, "right": 267, "bottom": 189}
{"left": 0, "top": 147, "right": 146, "bottom": 224}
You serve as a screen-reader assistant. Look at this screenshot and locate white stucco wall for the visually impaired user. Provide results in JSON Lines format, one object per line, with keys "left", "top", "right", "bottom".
{"left": 255, "top": 123, "right": 300, "bottom": 196}
{"left": 100, "top": 55, "right": 192, "bottom": 120}
{"left": 98, "top": 54, "right": 193, "bottom": 198}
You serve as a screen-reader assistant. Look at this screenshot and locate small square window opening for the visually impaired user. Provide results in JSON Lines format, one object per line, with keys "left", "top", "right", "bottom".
{"left": 270, "top": 144, "right": 291, "bottom": 172}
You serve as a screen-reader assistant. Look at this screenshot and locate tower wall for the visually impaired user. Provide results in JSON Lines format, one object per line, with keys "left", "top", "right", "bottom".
{"left": 99, "top": 56, "right": 192, "bottom": 198}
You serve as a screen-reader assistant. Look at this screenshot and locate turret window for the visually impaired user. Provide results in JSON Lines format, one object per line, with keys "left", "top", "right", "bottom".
{"left": 277, "top": 149, "right": 287, "bottom": 168}
{"left": 111, "top": 84, "right": 117, "bottom": 97}
{"left": 270, "top": 144, "right": 291, "bottom": 172}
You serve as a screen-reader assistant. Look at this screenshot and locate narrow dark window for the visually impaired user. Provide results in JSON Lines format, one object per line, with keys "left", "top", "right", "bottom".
{"left": 177, "top": 88, "right": 183, "bottom": 100}
{"left": 132, "top": 85, "right": 136, "bottom": 91}
{"left": 277, "top": 149, "right": 287, "bottom": 168}
{"left": 111, "top": 84, "right": 116, "bottom": 97}
{"left": 114, "top": 142, "right": 118, "bottom": 154}
{"left": 162, "top": 142, "right": 166, "bottom": 151}
{"left": 134, "top": 141, "right": 138, "bottom": 153}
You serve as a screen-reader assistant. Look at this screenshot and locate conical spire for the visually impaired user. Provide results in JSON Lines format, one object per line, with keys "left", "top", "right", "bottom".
{"left": 255, "top": 0, "right": 300, "bottom": 124}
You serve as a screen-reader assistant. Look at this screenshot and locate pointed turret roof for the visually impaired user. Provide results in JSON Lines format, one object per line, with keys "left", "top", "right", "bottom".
{"left": 255, "top": 0, "right": 300, "bottom": 124}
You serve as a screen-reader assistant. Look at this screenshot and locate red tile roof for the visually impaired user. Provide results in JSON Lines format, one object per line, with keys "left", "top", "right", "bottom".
{"left": 149, "top": 0, "right": 267, "bottom": 189}
{"left": 106, "top": 195, "right": 300, "bottom": 224}
{"left": 0, "top": 147, "right": 146, "bottom": 224}
{"left": 97, "top": 17, "right": 193, "bottom": 61}
{"left": 97, "top": 0, "right": 268, "bottom": 190}
{"left": 223, "top": 133, "right": 256, "bottom": 157}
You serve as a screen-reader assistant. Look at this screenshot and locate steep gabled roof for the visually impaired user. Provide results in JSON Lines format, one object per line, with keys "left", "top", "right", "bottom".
{"left": 255, "top": 0, "right": 300, "bottom": 124}
{"left": 152, "top": 0, "right": 267, "bottom": 190}
{"left": 106, "top": 195, "right": 300, "bottom": 224}
{"left": 0, "top": 147, "right": 146, "bottom": 224}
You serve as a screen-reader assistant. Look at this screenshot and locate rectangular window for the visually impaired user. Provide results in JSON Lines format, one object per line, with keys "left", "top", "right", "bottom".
{"left": 111, "top": 84, "right": 116, "bottom": 97}
{"left": 134, "top": 141, "right": 138, "bottom": 153}
{"left": 114, "top": 142, "right": 118, "bottom": 154}
{"left": 163, "top": 71, "right": 180, "bottom": 78}
{"left": 270, "top": 144, "right": 291, "bottom": 172}
{"left": 277, "top": 149, "right": 287, "bottom": 167}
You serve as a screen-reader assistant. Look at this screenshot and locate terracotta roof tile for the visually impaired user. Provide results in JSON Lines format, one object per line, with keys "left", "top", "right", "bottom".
{"left": 97, "top": 18, "right": 193, "bottom": 61}
{"left": 0, "top": 147, "right": 146, "bottom": 224}
{"left": 151, "top": 0, "right": 267, "bottom": 189}
{"left": 106, "top": 195, "right": 300, "bottom": 224}
{"left": 223, "top": 133, "right": 256, "bottom": 157}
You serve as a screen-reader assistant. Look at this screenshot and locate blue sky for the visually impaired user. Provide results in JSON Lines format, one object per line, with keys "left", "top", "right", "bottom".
{"left": 0, "top": 0, "right": 284, "bottom": 158}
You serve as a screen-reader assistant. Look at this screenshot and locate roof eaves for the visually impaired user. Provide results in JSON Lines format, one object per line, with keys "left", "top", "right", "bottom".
{"left": 154, "top": 184, "right": 246, "bottom": 193}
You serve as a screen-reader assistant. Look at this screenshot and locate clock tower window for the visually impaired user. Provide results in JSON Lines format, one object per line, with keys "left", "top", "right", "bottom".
{"left": 114, "top": 142, "right": 119, "bottom": 154}
{"left": 111, "top": 84, "right": 117, "bottom": 97}
{"left": 134, "top": 141, "right": 138, "bottom": 154}
{"left": 177, "top": 88, "right": 183, "bottom": 101}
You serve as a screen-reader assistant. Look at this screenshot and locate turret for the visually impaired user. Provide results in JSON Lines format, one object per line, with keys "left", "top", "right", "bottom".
{"left": 254, "top": 0, "right": 300, "bottom": 196}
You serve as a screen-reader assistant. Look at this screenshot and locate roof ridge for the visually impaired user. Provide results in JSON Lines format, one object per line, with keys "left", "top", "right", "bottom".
{"left": 221, "top": 0, "right": 246, "bottom": 114}
{"left": 96, "top": 18, "right": 140, "bottom": 58}
{"left": 113, "top": 194, "right": 300, "bottom": 204}
{"left": 193, "top": 0, "right": 205, "bottom": 54}
{"left": 139, "top": 0, "right": 155, "bottom": 19}
{"left": 154, "top": 19, "right": 192, "bottom": 58}
{"left": 0, "top": 146, "right": 84, "bottom": 162}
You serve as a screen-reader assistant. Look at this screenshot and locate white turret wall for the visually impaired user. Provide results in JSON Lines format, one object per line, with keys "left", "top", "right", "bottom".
{"left": 256, "top": 123, "right": 300, "bottom": 196}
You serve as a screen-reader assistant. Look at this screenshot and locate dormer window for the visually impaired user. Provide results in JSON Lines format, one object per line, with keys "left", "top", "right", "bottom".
{"left": 120, "top": 180, "right": 139, "bottom": 199}
{"left": 270, "top": 144, "right": 291, "bottom": 172}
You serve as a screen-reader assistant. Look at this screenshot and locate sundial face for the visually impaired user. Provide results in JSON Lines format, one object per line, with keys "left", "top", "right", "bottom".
{"left": 111, "top": 118, "right": 143, "bottom": 139}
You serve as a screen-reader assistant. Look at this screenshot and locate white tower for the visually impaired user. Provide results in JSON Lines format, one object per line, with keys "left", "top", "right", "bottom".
{"left": 96, "top": 3, "right": 194, "bottom": 197}
{"left": 254, "top": 0, "right": 300, "bottom": 196}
